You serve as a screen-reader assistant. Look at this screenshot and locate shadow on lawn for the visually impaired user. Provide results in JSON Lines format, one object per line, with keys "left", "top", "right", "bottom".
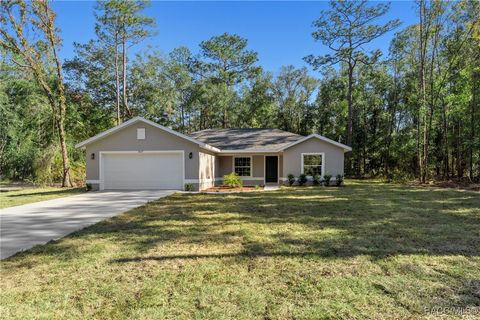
{"left": 5, "top": 188, "right": 84, "bottom": 198}
{"left": 6, "top": 182, "right": 478, "bottom": 317}
{"left": 112, "top": 250, "right": 341, "bottom": 263}
{"left": 20, "top": 182, "right": 479, "bottom": 263}
{"left": 91, "top": 182, "right": 480, "bottom": 261}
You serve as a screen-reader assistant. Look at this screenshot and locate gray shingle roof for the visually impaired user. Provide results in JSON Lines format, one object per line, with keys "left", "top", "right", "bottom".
{"left": 189, "top": 128, "right": 303, "bottom": 151}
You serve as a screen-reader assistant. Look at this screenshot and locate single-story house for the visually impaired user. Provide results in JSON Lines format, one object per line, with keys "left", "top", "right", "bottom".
{"left": 76, "top": 117, "right": 351, "bottom": 191}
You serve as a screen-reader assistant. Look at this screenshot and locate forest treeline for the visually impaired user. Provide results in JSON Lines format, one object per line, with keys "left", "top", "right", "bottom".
{"left": 1, "top": 0, "right": 479, "bottom": 185}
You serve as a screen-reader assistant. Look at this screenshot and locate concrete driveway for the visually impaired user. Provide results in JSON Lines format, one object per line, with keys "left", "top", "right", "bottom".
{"left": 0, "top": 190, "right": 175, "bottom": 260}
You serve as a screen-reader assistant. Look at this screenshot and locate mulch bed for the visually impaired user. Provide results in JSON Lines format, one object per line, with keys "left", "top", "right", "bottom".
{"left": 202, "top": 185, "right": 264, "bottom": 193}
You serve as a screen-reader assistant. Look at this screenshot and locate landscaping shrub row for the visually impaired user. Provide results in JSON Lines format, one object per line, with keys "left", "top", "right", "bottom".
{"left": 287, "top": 173, "right": 344, "bottom": 186}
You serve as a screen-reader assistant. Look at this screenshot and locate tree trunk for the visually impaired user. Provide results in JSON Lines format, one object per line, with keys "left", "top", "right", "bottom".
{"left": 115, "top": 35, "right": 121, "bottom": 125}
{"left": 362, "top": 104, "right": 367, "bottom": 176}
{"left": 469, "top": 71, "right": 478, "bottom": 180}
{"left": 55, "top": 80, "right": 72, "bottom": 188}
{"left": 451, "top": 121, "right": 456, "bottom": 178}
{"left": 181, "top": 102, "right": 185, "bottom": 132}
{"left": 344, "top": 61, "right": 354, "bottom": 177}
{"left": 385, "top": 67, "right": 398, "bottom": 178}
{"left": 442, "top": 102, "right": 449, "bottom": 178}
{"left": 422, "top": 105, "right": 432, "bottom": 183}
{"left": 223, "top": 109, "right": 227, "bottom": 129}
{"left": 423, "top": 9, "right": 442, "bottom": 183}
{"left": 347, "top": 62, "right": 354, "bottom": 147}
{"left": 416, "top": 111, "right": 421, "bottom": 178}
{"left": 457, "top": 120, "right": 462, "bottom": 177}
{"left": 57, "top": 117, "right": 71, "bottom": 187}
{"left": 44, "top": 2, "right": 72, "bottom": 187}
{"left": 418, "top": 0, "right": 429, "bottom": 183}
{"left": 121, "top": 32, "right": 131, "bottom": 119}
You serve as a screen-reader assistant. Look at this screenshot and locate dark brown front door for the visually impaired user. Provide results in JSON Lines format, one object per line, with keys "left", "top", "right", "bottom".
{"left": 265, "top": 156, "right": 278, "bottom": 183}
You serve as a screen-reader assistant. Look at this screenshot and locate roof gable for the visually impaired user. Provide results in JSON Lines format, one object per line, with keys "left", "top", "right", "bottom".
{"left": 280, "top": 134, "right": 352, "bottom": 152}
{"left": 75, "top": 117, "right": 220, "bottom": 152}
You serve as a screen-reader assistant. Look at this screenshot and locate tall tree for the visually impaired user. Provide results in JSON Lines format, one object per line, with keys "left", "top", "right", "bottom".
{"left": 305, "top": 0, "right": 400, "bottom": 151}
{"left": 314, "top": 67, "right": 346, "bottom": 140}
{"left": 67, "top": 0, "right": 156, "bottom": 124}
{"left": 112, "top": 0, "right": 155, "bottom": 120}
{"left": 64, "top": 40, "right": 118, "bottom": 118}
{"left": 165, "top": 47, "right": 195, "bottom": 131}
{"left": 415, "top": 0, "right": 478, "bottom": 182}
{"left": 272, "top": 66, "right": 318, "bottom": 135}
{"left": 237, "top": 71, "right": 276, "bottom": 128}
{"left": 94, "top": 0, "right": 123, "bottom": 124}
{"left": 196, "top": 33, "right": 261, "bottom": 128}
{"left": 1, "top": 0, "right": 72, "bottom": 186}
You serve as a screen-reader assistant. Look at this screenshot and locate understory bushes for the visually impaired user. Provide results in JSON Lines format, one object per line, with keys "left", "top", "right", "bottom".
{"left": 1, "top": 142, "right": 85, "bottom": 186}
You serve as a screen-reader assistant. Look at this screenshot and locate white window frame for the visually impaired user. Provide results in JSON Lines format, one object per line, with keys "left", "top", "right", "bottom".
{"left": 301, "top": 153, "right": 325, "bottom": 177}
{"left": 137, "top": 128, "right": 146, "bottom": 140}
{"left": 232, "top": 156, "right": 252, "bottom": 177}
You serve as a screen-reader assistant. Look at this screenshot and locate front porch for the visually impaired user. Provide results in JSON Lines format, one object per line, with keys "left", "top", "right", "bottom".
{"left": 214, "top": 153, "right": 284, "bottom": 187}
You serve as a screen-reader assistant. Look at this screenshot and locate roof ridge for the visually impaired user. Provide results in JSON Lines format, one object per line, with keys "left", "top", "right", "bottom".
{"left": 193, "top": 127, "right": 282, "bottom": 130}
{"left": 189, "top": 128, "right": 301, "bottom": 135}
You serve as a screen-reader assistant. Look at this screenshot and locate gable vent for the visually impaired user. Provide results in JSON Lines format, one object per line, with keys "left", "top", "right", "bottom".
{"left": 137, "top": 128, "right": 146, "bottom": 140}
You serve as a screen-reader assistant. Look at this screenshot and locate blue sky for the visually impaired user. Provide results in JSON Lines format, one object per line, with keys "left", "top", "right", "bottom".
{"left": 53, "top": 1, "right": 418, "bottom": 76}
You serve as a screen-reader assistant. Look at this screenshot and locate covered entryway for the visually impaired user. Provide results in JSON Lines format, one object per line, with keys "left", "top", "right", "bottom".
{"left": 265, "top": 156, "right": 279, "bottom": 183}
{"left": 101, "top": 151, "right": 184, "bottom": 190}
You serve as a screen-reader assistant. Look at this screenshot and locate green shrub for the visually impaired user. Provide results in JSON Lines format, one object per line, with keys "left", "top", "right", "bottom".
{"left": 298, "top": 173, "right": 307, "bottom": 186}
{"left": 313, "top": 174, "right": 321, "bottom": 186}
{"left": 184, "top": 183, "right": 194, "bottom": 191}
{"left": 336, "top": 174, "right": 344, "bottom": 186}
{"left": 224, "top": 172, "right": 242, "bottom": 188}
{"left": 389, "top": 170, "right": 416, "bottom": 183}
{"left": 324, "top": 174, "right": 332, "bottom": 186}
{"left": 32, "top": 144, "right": 58, "bottom": 185}
{"left": 287, "top": 174, "right": 295, "bottom": 186}
{"left": 254, "top": 185, "right": 261, "bottom": 190}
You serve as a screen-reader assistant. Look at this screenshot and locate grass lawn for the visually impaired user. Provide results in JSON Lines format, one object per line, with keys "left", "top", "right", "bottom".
{"left": 1, "top": 181, "right": 479, "bottom": 319}
{"left": 0, "top": 187, "right": 85, "bottom": 209}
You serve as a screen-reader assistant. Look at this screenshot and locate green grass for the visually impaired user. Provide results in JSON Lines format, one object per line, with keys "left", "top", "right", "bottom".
{"left": 0, "top": 187, "right": 86, "bottom": 209}
{"left": 1, "top": 181, "right": 479, "bottom": 319}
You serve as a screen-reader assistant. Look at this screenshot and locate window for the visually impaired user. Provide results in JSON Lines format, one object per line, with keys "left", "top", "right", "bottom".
{"left": 137, "top": 128, "right": 145, "bottom": 140}
{"left": 302, "top": 153, "right": 323, "bottom": 176}
{"left": 234, "top": 157, "right": 251, "bottom": 176}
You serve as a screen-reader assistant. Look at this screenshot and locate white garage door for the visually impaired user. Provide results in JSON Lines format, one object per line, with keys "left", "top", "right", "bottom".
{"left": 102, "top": 152, "right": 183, "bottom": 190}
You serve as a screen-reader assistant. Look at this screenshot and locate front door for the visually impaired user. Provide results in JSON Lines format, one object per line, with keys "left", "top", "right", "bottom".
{"left": 265, "top": 156, "right": 278, "bottom": 183}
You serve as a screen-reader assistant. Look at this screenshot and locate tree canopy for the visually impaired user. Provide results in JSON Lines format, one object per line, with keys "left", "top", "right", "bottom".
{"left": 1, "top": 0, "right": 479, "bottom": 185}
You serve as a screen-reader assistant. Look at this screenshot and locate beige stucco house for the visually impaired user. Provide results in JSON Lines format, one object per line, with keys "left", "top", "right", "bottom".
{"left": 76, "top": 117, "right": 351, "bottom": 191}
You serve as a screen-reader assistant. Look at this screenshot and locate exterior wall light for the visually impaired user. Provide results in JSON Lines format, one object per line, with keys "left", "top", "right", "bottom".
{"left": 189, "top": 152, "right": 193, "bottom": 159}
{"left": 91, "top": 153, "right": 95, "bottom": 160}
